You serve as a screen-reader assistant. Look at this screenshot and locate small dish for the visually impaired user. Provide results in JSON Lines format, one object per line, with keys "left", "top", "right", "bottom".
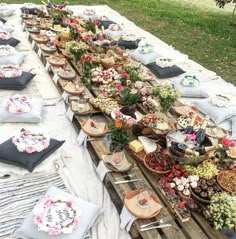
{"left": 31, "top": 34, "right": 49, "bottom": 43}
{"left": 63, "top": 82, "right": 85, "bottom": 95}
{"left": 40, "top": 43, "right": 57, "bottom": 53}
{"left": 81, "top": 119, "right": 109, "bottom": 137}
{"left": 124, "top": 190, "right": 162, "bottom": 219}
{"left": 58, "top": 67, "right": 76, "bottom": 80}
{"left": 48, "top": 55, "right": 67, "bottom": 67}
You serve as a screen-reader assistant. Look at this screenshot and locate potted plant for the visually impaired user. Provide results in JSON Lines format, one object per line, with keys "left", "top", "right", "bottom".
{"left": 153, "top": 83, "right": 180, "bottom": 114}
{"left": 108, "top": 117, "right": 130, "bottom": 152}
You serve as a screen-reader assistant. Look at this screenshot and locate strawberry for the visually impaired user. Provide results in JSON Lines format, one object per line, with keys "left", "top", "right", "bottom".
{"left": 175, "top": 171, "right": 181, "bottom": 177}
{"left": 139, "top": 199, "right": 148, "bottom": 205}
{"left": 165, "top": 183, "right": 171, "bottom": 189}
{"left": 167, "top": 173, "right": 174, "bottom": 179}
{"left": 169, "top": 189, "right": 175, "bottom": 195}
{"left": 90, "top": 121, "right": 96, "bottom": 128}
{"left": 179, "top": 201, "right": 185, "bottom": 208}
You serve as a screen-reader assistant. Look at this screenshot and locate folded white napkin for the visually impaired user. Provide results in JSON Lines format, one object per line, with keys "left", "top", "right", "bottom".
{"left": 77, "top": 129, "right": 88, "bottom": 147}
{"left": 96, "top": 160, "right": 111, "bottom": 181}
{"left": 120, "top": 206, "right": 137, "bottom": 232}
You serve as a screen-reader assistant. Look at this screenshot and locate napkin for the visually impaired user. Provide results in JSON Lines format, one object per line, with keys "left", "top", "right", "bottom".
{"left": 96, "top": 160, "right": 111, "bottom": 181}
{"left": 120, "top": 206, "right": 137, "bottom": 232}
{"left": 77, "top": 129, "right": 88, "bottom": 147}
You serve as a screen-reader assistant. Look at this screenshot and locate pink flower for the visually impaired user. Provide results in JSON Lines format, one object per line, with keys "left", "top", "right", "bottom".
{"left": 16, "top": 108, "right": 24, "bottom": 114}
{"left": 43, "top": 196, "right": 54, "bottom": 207}
{"left": 5, "top": 102, "right": 10, "bottom": 109}
{"left": 21, "top": 95, "right": 27, "bottom": 100}
{"left": 66, "top": 200, "right": 73, "bottom": 208}
{"left": 116, "top": 83, "right": 123, "bottom": 92}
{"left": 43, "top": 142, "right": 49, "bottom": 148}
{"left": 121, "top": 71, "right": 130, "bottom": 79}
{"left": 73, "top": 218, "right": 80, "bottom": 227}
{"left": 130, "top": 89, "right": 138, "bottom": 95}
{"left": 140, "top": 87, "right": 148, "bottom": 96}
{"left": 134, "top": 81, "right": 143, "bottom": 89}
{"left": 48, "top": 226, "right": 61, "bottom": 236}
{"left": 25, "top": 146, "right": 35, "bottom": 153}
{"left": 187, "top": 134, "right": 197, "bottom": 141}
{"left": 33, "top": 215, "right": 43, "bottom": 225}
{"left": 127, "top": 118, "right": 136, "bottom": 127}
{"left": 114, "top": 109, "right": 122, "bottom": 117}
{"left": 222, "top": 138, "right": 235, "bottom": 148}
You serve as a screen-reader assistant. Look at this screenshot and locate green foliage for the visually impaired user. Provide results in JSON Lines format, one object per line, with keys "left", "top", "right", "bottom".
{"left": 108, "top": 120, "right": 129, "bottom": 151}
{"left": 120, "top": 87, "right": 140, "bottom": 106}
{"left": 214, "top": 0, "right": 236, "bottom": 8}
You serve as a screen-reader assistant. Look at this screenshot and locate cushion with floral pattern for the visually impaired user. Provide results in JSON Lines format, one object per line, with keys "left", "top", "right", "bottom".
{"left": 14, "top": 186, "right": 103, "bottom": 239}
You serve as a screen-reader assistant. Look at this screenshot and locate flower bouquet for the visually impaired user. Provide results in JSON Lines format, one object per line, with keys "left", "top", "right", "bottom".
{"left": 153, "top": 83, "right": 180, "bottom": 114}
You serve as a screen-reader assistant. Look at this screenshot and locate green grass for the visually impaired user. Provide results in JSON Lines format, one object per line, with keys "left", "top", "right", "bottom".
{"left": 9, "top": 0, "right": 236, "bottom": 84}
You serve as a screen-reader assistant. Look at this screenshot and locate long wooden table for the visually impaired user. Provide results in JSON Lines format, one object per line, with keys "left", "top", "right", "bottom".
{"left": 24, "top": 22, "right": 229, "bottom": 239}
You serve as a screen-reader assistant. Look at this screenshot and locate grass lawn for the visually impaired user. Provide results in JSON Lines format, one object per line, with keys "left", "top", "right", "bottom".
{"left": 7, "top": 0, "right": 236, "bottom": 85}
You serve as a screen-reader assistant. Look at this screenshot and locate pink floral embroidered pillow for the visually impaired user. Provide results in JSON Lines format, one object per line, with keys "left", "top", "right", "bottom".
{"left": 14, "top": 186, "right": 103, "bottom": 238}
{"left": 0, "top": 94, "right": 43, "bottom": 123}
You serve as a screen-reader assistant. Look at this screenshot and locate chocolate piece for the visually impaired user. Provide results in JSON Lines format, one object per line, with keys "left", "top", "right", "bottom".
{"left": 194, "top": 187, "right": 201, "bottom": 194}
{"left": 200, "top": 191, "right": 208, "bottom": 198}
{"left": 201, "top": 184, "right": 208, "bottom": 191}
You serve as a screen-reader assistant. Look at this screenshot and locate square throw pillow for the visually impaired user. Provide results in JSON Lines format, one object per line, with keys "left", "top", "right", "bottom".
{"left": 0, "top": 38, "right": 20, "bottom": 47}
{"left": 0, "top": 72, "right": 35, "bottom": 90}
{"left": 20, "top": 7, "right": 39, "bottom": 15}
{"left": 14, "top": 186, "right": 103, "bottom": 239}
{"left": 192, "top": 98, "right": 236, "bottom": 124}
{"left": 0, "top": 135, "right": 65, "bottom": 172}
{"left": 146, "top": 62, "right": 185, "bottom": 79}
{"left": 105, "top": 29, "right": 126, "bottom": 39}
{"left": 131, "top": 49, "right": 162, "bottom": 65}
{"left": 0, "top": 25, "right": 14, "bottom": 33}
{"left": 173, "top": 76, "right": 208, "bottom": 98}
{"left": 97, "top": 20, "right": 116, "bottom": 29}
{"left": 0, "top": 98, "right": 43, "bottom": 123}
{"left": 0, "top": 8, "right": 15, "bottom": 17}
{"left": 0, "top": 52, "right": 26, "bottom": 65}
{"left": 118, "top": 39, "right": 140, "bottom": 49}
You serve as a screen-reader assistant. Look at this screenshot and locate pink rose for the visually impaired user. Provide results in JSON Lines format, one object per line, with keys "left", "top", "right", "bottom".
{"left": 134, "top": 81, "right": 143, "bottom": 89}
{"left": 127, "top": 118, "right": 136, "bottom": 127}
{"left": 116, "top": 83, "right": 123, "bottom": 92}
{"left": 43, "top": 196, "right": 54, "bottom": 207}
{"left": 222, "top": 138, "right": 235, "bottom": 148}
{"left": 16, "top": 108, "right": 24, "bottom": 114}
{"left": 140, "top": 87, "right": 148, "bottom": 96}
{"left": 73, "top": 218, "right": 80, "bottom": 227}
{"left": 43, "top": 142, "right": 49, "bottom": 148}
{"left": 48, "top": 226, "right": 61, "bottom": 236}
{"left": 21, "top": 95, "right": 28, "bottom": 101}
{"left": 130, "top": 89, "right": 138, "bottom": 95}
{"left": 25, "top": 146, "right": 35, "bottom": 153}
{"left": 114, "top": 109, "right": 122, "bottom": 117}
{"left": 33, "top": 215, "right": 43, "bottom": 225}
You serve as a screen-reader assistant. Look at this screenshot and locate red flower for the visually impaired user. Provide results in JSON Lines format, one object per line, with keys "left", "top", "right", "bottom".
{"left": 179, "top": 201, "right": 185, "bottom": 208}
{"left": 121, "top": 71, "right": 130, "bottom": 80}
{"left": 169, "top": 189, "right": 175, "bottom": 195}
{"left": 222, "top": 138, "right": 235, "bottom": 148}
{"left": 116, "top": 83, "right": 123, "bottom": 92}
{"left": 84, "top": 55, "right": 94, "bottom": 63}
{"left": 165, "top": 183, "right": 171, "bottom": 189}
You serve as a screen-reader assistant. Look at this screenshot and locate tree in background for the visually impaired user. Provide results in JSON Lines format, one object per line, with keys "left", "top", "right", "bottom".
{"left": 214, "top": 0, "right": 236, "bottom": 20}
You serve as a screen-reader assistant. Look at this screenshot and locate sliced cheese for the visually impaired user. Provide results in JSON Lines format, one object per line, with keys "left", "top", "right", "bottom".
{"left": 138, "top": 136, "right": 157, "bottom": 154}
{"left": 129, "top": 140, "right": 144, "bottom": 153}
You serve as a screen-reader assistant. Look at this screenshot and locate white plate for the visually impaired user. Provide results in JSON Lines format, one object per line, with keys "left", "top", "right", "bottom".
{"left": 111, "top": 109, "right": 142, "bottom": 122}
